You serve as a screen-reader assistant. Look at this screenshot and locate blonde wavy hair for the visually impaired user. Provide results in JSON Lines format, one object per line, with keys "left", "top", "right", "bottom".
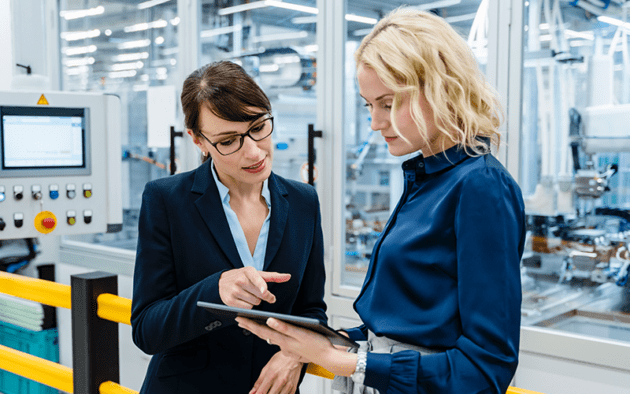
{"left": 355, "top": 8, "right": 503, "bottom": 155}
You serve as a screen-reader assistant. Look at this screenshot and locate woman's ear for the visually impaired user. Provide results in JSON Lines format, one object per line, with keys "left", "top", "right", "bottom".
{"left": 188, "top": 129, "right": 201, "bottom": 146}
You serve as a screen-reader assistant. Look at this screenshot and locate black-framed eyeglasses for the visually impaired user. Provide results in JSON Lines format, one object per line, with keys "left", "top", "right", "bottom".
{"left": 200, "top": 116, "right": 274, "bottom": 156}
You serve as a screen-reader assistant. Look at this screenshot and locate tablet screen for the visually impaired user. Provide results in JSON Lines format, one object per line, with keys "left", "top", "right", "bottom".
{"left": 197, "top": 301, "right": 358, "bottom": 348}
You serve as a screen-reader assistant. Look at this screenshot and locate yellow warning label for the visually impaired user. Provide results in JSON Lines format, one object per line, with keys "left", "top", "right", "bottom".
{"left": 37, "top": 94, "right": 49, "bottom": 105}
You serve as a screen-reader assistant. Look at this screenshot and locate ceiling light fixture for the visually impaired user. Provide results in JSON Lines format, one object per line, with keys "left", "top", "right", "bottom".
{"left": 117, "top": 39, "right": 152, "bottom": 50}
{"left": 63, "top": 45, "right": 97, "bottom": 56}
{"left": 219, "top": 1, "right": 318, "bottom": 16}
{"left": 200, "top": 25, "right": 243, "bottom": 38}
{"left": 112, "top": 52, "right": 149, "bottom": 62}
{"left": 124, "top": 20, "right": 168, "bottom": 33}
{"left": 345, "top": 14, "right": 377, "bottom": 24}
{"left": 60, "top": 6, "right": 104, "bottom": 20}
{"left": 406, "top": 0, "right": 461, "bottom": 11}
{"left": 137, "top": 0, "right": 172, "bottom": 10}
{"left": 60, "top": 29, "right": 101, "bottom": 41}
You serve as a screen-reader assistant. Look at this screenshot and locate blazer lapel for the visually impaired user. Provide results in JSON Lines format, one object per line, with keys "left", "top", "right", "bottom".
{"left": 192, "top": 160, "right": 244, "bottom": 269}
{"left": 264, "top": 174, "right": 288, "bottom": 270}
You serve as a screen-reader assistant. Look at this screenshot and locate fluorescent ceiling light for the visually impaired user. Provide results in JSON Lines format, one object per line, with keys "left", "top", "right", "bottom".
{"left": 111, "top": 61, "right": 144, "bottom": 71}
{"left": 64, "top": 57, "right": 95, "bottom": 67}
{"left": 201, "top": 25, "right": 242, "bottom": 38}
{"left": 407, "top": 0, "right": 461, "bottom": 11}
{"left": 124, "top": 20, "right": 168, "bottom": 33}
{"left": 63, "top": 45, "right": 97, "bottom": 56}
{"left": 445, "top": 12, "right": 477, "bottom": 24}
{"left": 65, "top": 66, "right": 89, "bottom": 76}
{"left": 219, "top": 1, "right": 318, "bottom": 16}
{"left": 108, "top": 70, "right": 137, "bottom": 79}
{"left": 61, "top": 29, "right": 101, "bottom": 41}
{"left": 112, "top": 52, "right": 149, "bottom": 62}
{"left": 60, "top": 6, "right": 104, "bottom": 20}
{"left": 252, "top": 31, "right": 308, "bottom": 43}
{"left": 118, "top": 39, "right": 152, "bottom": 49}
{"left": 346, "top": 14, "right": 377, "bottom": 24}
{"left": 293, "top": 13, "right": 377, "bottom": 25}
{"left": 138, "top": 0, "right": 172, "bottom": 10}
{"left": 292, "top": 16, "right": 317, "bottom": 24}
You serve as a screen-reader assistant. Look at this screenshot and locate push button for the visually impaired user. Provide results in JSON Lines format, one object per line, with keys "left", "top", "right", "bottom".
{"left": 14, "top": 186, "right": 23, "bottom": 201}
{"left": 49, "top": 184, "right": 59, "bottom": 200}
{"left": 67, "top": 184, "right": 76, "bottom": 199}
{"left": 34, "top": 211, "right": 57, "bottom": 234}
{"left": 83, "top": 183, "right": 92, "bottom": 198}
{"left": 83, "top": 209, "right": 93, "bottom": 224}
{"left": 205, "top": 320, "right": 222, "bottom": 331}
{"left": 67, "top": 210, "right": 77, "bottom": 226}
{"left": 14, "top": 213, "right": 24, "bottom": 228}
{"left": 0, "top": 186, "right": 5, "bottom": 202}
{"left": 32, "top": 185, "right": 42, "bottom": 200}
{"left": 0, "top": 218, "right": 5, "bottom": 231}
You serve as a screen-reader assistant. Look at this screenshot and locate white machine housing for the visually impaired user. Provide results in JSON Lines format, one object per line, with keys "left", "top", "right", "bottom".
{"left": 0, "top": 90, "right": 122, "bottom": 240}
{"left": 581, "top": 103, "right": 630, "bottom": 154}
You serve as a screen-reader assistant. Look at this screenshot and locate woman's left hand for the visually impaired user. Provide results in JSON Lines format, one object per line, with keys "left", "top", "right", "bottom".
{"left": 236, "top": 317, "right": 356, "bottom": 376}
{"left": 250, "top": 351, "right": 302, "bottom": 394}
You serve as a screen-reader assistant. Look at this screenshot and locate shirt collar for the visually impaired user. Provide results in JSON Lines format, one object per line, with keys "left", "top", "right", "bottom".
{"left": 402, "top": 143, "right": 471, "bottom": 176}
{"left": 211, "top": 164, "right": 271, "bottom": 207}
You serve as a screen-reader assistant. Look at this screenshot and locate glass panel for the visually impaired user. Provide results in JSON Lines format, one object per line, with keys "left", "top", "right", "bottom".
{"left": 520, "top": 0, "right": 630, "bottom": 343}
{"left": 199, "top": 0, "right": 317, "bottom": 183}
{"left": 341, "top": 0, "right": 491, "bottom": 289}
{"left": 59, "top": 0, "right": 179, "bottom": 250}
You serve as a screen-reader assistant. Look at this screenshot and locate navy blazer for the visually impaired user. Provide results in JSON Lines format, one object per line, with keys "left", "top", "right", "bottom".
{"left": 131, "top": 160, "right": 327, "bottom": 394}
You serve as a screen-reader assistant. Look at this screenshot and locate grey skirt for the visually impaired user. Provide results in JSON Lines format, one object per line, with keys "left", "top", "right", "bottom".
{"left": 332, "top": 331, "right": 441, "bottom": 394}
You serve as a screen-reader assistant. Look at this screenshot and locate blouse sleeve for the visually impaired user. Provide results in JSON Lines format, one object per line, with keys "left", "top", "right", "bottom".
{"left": 363, "top": 166, "right": 526, "bottom": 394}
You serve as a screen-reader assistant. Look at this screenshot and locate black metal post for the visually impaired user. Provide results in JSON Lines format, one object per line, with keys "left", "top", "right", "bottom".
{"left": 170, "top": 126, "right": 183, "bottom": 175}
{"left": 71, "top": 272, "right": 119, "bottom": 394}
{"left": 307, "top": 124, "right": 322, "bottom": 186}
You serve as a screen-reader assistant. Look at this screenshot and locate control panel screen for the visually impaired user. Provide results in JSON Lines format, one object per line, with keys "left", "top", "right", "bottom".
{"left": 0, "top": 106, "right": 90, "bottom": 176}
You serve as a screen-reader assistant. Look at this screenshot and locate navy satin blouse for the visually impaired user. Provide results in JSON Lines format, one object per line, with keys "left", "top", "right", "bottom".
{"left": 345, "top": 144, "right": 526, "bottom": 394}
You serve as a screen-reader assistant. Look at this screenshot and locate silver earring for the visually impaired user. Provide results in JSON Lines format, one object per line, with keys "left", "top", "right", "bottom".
{"left": 202, "top": 151, "right": 207, "bottom": 157}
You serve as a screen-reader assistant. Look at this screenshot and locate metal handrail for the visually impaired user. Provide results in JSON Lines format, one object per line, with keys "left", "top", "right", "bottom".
{"left": 0, "top": 270, "right": 71, "bottom": 309}
{"left": 0, "top": 343, "right": 73, "bottom": 393}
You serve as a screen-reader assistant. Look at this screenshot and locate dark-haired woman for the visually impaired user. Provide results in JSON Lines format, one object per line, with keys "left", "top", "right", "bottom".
{"left": 131, "top": 60, "right": 327, "bottom": 394}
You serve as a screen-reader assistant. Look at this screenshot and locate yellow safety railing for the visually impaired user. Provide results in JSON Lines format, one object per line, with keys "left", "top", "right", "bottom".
{"left": 0, "top": 271, "right": 544, "bottom": 394}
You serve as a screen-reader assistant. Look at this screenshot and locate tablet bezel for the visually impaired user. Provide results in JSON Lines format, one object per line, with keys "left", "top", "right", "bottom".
{"left": 197, "top": 301, "right": 358, "bottom": 348}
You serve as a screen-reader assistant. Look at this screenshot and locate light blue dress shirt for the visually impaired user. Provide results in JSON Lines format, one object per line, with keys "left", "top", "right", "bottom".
{"left": 211, "top": 165, "right": 271, "bottom": 270}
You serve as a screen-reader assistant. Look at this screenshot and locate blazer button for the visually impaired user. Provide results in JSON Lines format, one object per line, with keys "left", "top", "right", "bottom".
{"left": 242, "top": 329, "right": 252, "bottom": 336}
{"left": 205, "top": 320, "right": 222, "bottom": 331}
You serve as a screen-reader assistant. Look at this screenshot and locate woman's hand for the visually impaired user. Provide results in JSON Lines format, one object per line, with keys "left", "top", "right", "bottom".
{"left": 219, "top": 267, "right": 291, "bottom": 309}
{"left": 236, "top": 317, "right": 357, "bottom": 377}
{"left": 250, "top": 351, "right": 302, "bottom": 394}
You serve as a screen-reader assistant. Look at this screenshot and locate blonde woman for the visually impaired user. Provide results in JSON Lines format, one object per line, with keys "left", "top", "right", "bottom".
{"left": 238, "top": 8, "right": 525, "bottom": 394}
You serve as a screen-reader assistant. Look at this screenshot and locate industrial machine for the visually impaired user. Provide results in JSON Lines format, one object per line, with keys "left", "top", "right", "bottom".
{"left": 0, "top": 90, "right": 122, "bottom": 242}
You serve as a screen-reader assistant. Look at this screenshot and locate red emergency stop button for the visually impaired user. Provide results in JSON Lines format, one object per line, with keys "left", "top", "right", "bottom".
{"left": 34, "top": 211, "right": 57, "bottom": 234}
{"left": 42, "top": 217, "right": 56, "bottom": 229}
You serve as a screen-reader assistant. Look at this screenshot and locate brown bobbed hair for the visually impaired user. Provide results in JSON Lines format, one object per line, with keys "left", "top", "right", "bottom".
{"left": 181, "top": 60, "right": 272, "bottom": 162}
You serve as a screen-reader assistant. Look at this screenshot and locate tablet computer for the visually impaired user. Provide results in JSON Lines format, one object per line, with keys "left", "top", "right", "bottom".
{"left": 197, "top": 301, "right": 359, "bottom": 348}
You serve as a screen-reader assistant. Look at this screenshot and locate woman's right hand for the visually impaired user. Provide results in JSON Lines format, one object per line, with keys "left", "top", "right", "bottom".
{"left": 219, "top": 266, "right": 291, "bottom": 309}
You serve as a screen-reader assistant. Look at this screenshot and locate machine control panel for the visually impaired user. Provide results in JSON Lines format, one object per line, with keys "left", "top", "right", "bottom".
{"left": 0, "top": 91, "right": 122, "bottom": 240}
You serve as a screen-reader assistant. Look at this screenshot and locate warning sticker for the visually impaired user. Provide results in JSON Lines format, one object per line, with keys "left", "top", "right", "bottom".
{"left": 37, "top": 94, "right": 49, "bottom": 105}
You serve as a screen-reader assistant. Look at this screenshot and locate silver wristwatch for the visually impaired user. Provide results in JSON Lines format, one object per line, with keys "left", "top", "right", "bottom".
{"left": 351, "top": 348, "right": 367, "bottom": 385}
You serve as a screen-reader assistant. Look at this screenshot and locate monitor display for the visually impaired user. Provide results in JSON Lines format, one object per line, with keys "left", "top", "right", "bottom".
{"left": 0, "top": 106, "right": 90, "bottom": 177}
